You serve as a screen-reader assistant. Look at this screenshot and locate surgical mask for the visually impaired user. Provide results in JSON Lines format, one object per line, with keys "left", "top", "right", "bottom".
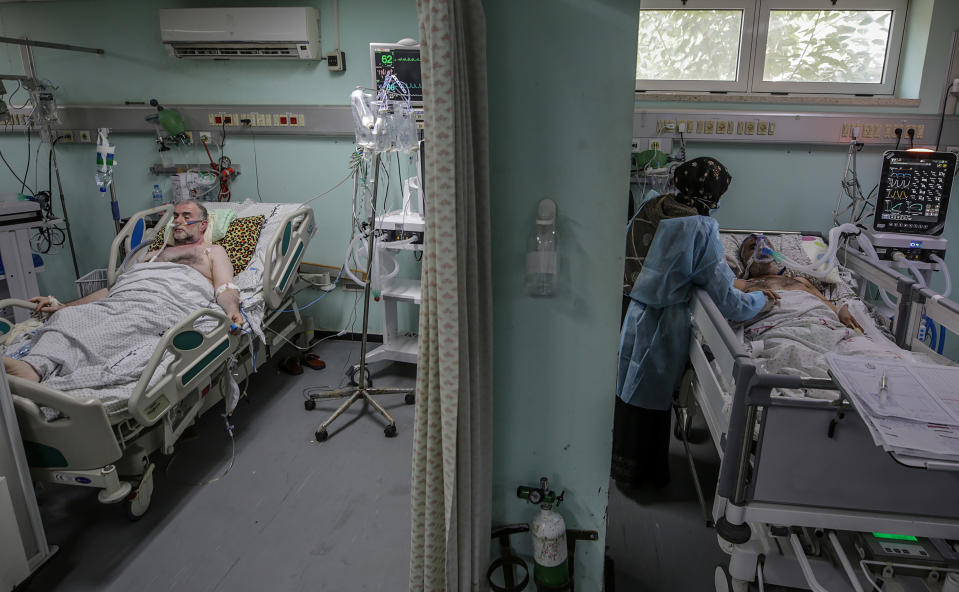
{"left": 709, "top": 204, "right": 721, "bottom": 214}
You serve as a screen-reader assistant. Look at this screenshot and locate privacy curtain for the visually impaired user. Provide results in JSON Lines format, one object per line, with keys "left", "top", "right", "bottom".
{"left": 409, "top": 0, "right": 493, "bottom": 590}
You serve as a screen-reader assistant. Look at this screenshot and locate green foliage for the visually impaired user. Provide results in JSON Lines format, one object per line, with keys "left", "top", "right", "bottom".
{"left": 636, "top": 8, "right": 892, "bottom": 88}
{"left": 636, "top": 10, "right": 742, "bottom": 82}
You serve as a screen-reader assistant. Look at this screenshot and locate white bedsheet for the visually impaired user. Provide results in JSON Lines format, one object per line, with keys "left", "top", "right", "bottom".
{"left": 742, "top": 290, "right": 921, "bottom": 401}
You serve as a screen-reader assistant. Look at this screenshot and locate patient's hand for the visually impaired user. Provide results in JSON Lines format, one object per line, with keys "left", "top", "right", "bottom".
{"left": 29, "top": 296, "right": 64, "bottom": 314}
{"left": 837, "top": 305, "right": 862, "bottom": 332}
{"left": 761, "top": 289, "right": 781, "bottom": 305}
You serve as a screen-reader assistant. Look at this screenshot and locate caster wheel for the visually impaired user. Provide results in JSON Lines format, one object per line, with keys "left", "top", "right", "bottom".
{"left": 315, "top": 429, "right": 328, "bottom": 442}
{"left": 384, "top": 424, "right": 397, "bottom": 438}
{"left": 304, "top": 399, "right": 316, "bottom": 411}
{"left": 347, "top": 365, "right": 372, "bottom": 387}
{"left": 404, "top": 393, "right": 415, "bottom": 405}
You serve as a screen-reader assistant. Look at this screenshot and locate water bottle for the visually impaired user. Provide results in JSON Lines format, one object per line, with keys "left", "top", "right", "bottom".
{"left": 526, "top": 199, "right": 558, "bottom": 297}
{"left": 152, "top": 184, "right": 164, "bottom": 208}
{"left": 94, "top": 168, "right": 113, "bottom": 194}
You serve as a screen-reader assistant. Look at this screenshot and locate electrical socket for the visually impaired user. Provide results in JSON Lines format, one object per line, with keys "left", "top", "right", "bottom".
{"left": 198, "top": 131, "right": 213, "bottom": 144}
{"left": 648, "top": 137, "right": 672, "bottom": 154}
{"left": 631, "top": 137, "right": 643, "bottom": 152}
{"left": 183, "top": 131, "right": 194, "bottom": 145}
{"left": 77, "top": 130, "right": 91, "bottom": 143}
{"left": 59, "top": 130, "right": 74, "bottom": 143}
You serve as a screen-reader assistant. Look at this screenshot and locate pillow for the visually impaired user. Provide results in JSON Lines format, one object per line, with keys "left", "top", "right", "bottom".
{"left": 215, "top": 215, "right": 266, "bottom": 275}
{"left": 148, "top": 209, "right": 237, "bottom": 250}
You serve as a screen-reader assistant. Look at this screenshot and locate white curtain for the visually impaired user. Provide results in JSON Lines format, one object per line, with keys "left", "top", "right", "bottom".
{"left": 408, "top": 0, "right": 492, "bottom": 590}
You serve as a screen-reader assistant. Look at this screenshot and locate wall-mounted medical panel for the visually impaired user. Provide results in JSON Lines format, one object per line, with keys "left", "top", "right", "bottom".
{"left": 633, "top": 109, "right": 958, "bottom": 147}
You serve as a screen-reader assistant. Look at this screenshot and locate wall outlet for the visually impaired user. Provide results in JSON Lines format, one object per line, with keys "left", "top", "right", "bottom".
{"left": 59, "top": 130, "right": 74, "bottom": 143}
{"left": 77, "top": 130, "right": 91, "bottom": 143}
{"left": 649, "top": 137, "right": 672, "bottom": 154}
{"left": 198, "top": 131, "right": 213, "bottom": 144}
{"left": 631, "top": 137, "right": 643, "bottom": 152}
{"left": 183, "top": 131, "right": 194, "bottom": 145}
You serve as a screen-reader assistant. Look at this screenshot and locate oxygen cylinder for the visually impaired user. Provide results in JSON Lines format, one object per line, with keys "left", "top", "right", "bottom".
{"left": 531, "top": 503, "right": 569, "bottom": 589}
{"left": 517, "top": 477, "right": 570, "bottom": 591}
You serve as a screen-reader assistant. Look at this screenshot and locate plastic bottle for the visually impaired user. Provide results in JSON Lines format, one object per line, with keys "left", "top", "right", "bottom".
{"left": 95, "top": 128, "right": 115, "bottom": 195}
{"left": 152, "top": 184, "right": 164, "bottom": 208}
{"left": 526, "top": 199, "right": 558, "bottom": 297}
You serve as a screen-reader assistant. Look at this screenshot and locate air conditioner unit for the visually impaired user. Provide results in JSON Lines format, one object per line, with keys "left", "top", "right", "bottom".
{"left": 159, "top": 7, "right": 319, "bottom": 60}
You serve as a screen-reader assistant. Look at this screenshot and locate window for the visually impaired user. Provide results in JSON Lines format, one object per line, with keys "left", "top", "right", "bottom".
{"left": 636, "top": 0, "right": 907, "bottom": 95}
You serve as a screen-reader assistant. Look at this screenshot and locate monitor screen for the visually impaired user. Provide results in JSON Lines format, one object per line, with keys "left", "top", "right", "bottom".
{"left": 370, "top": 43, "right": 423, "bottom": 104}
{"left": 873, "top": 150, "right": 956, "bottom": 235}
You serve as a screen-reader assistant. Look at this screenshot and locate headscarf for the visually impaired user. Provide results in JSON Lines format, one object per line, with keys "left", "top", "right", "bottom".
{"left": 672, "top": 157, "right": 732, "bottom": 215}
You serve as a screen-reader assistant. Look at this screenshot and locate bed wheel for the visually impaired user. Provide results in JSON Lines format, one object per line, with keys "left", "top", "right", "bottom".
{"left": 304, "top": 399, "right": 316, "bottom": 411}
{"left": 384, "top": 424, "right": 397, "bottom": 438}
{"left": 126, "top": 463, "right": 155, "bottom": 521}
{"left": 716, "top": 517, "right": 752, "bottom": 545}
{"left": 714, "top": 565, "right": 748, "bottom": 592}
{"left": 404, "top": 393, "right": 415, "bottom": 405}
{"left": 315, "top": 428, "right": 328, "bottom": 442}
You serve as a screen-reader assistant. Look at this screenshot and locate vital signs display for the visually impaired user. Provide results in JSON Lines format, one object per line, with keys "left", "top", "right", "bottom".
{"left": 873, "top": 150, "right": 956, "bottom": 235}
{"left": 370, "top": 43, "right": 423, "bottom": 104}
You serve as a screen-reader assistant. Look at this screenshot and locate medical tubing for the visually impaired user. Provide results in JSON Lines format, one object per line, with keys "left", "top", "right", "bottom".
{"left": 855, "top": 234, "right": 899, "bottom": 310}
{"left": 894, "top": 253, "right": 927, "bottom": 288}
{"left": 929, "top": 253, "right": 951, "bottom": 299}
{"left": 827, "top": 531, "right": 865, "bottom": 592}
{"left": 776, "top": 223, "right": 858, "bottom": 280}
{"left": 119, "top": 237, "right": 155, "bottom": 273}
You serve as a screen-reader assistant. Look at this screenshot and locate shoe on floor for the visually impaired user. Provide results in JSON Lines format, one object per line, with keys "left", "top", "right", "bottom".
{"left": 280, "top": 355, "right": 303, "bottom": 375}
{"left": 302, "top": 353, "right": 326, "bottom": 370}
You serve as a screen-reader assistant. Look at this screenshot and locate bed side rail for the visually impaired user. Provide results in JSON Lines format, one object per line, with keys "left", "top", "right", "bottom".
{"left": 127, "top": 308, "right": 236, "bottom": 427}
{"left": 0, "top": 299, "right": 38, "bottom": 336}
{"left": 8, "top": 376, "right": 122, "bottom": 470}
{"left": 911, "top": 286, "right": 959, "bottom": 349}
{"left": 841, "top": 248, "right": 916, "bottom": 346}
{"left": 263, "top": 206, "right": 315, "bottom": 310}
{"left": 107, "top": 204, "right": 174, "bottom": 288}
{"left": 690, "top": 288, "right": 748, "bottom": 365}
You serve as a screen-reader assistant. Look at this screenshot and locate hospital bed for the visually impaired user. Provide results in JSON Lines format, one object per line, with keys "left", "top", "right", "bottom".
{"left": 680, "top": 229, "right": 959, "bottom": 592}
{"left": 0, "top": 200, "right": 315, "bottom": 519}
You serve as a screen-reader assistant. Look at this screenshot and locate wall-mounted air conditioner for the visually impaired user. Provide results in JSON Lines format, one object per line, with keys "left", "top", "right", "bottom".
{"left": 159, "top": 7, "right": 319, "bottom": 60}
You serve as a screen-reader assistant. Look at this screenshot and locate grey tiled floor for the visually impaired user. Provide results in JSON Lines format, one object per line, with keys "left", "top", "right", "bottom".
{"left": 22, "top": 340, "right": 416, "bottom": 592}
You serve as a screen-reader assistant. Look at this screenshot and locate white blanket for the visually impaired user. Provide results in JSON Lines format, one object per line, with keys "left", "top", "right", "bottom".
{"left": 5, "top": 262, "right": 253, "bottom": 416}
{"left": 743, "top": 290, "right": 916, "bottom": 400}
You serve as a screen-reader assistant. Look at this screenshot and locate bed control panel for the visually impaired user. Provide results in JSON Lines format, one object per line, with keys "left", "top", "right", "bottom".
{"left": 860, "top": 533, "right": 944, "bottom": 564}
{"left": 873, "top": 150, "right": 957, "bottom": 235}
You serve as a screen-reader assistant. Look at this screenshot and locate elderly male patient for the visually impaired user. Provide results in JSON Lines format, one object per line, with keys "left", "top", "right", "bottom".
{"left": 3, "top": 200, "right": 243, "bottom": 385}
{"left": 736, "top": 234, "right": 862, "bottom": 331}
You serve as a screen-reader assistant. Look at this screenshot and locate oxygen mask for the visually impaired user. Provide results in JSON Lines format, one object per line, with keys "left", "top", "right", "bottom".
{"left": 742, "top": 235, "right": 785, "bottom": 278}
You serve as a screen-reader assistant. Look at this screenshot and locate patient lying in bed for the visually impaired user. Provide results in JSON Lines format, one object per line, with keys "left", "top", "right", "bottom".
{"left": 734, "top": 235, "right": 916, "bottom": 400}
{"left": 2, "top": 201, "right": 241, "bottom": 391}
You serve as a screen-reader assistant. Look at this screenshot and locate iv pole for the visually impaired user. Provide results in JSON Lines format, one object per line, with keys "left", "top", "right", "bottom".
{"left": 305, "top": 151, "right": 415, "bottom": 441}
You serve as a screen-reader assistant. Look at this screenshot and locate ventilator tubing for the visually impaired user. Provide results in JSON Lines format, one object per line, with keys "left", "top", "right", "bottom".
{"left": 855, "top": 233, "right": 899, "bottom": 310}
{"left": 929, "top": 253, "right": 951, "bottom": 299}
{"left": 342, "top": 233, "right": 414, "bottom": 290}
{"left": 776, "top": 223, "right": 859, "bottom": 280}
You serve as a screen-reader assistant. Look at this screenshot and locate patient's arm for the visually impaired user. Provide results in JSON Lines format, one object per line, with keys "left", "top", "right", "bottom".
{"left": 30, "top": 288, "right": 109, "bottom": 314}
{"left": 210, "top": 245, "right": 242, "bottom": 330}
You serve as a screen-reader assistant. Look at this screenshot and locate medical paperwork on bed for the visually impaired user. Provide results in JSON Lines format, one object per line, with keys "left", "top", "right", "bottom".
{"left": 825, "top": 354, "right": 959, "bottom": 463}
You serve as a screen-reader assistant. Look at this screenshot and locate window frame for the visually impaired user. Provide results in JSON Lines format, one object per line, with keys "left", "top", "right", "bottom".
{"left": 750, "top": 0, "right": 908, "bottom": 95}
{"left": 635, "top": 0, "right": 908, "bottom": 96}
{"left": 635, "top": 0, "right": 757, "bottom": 93}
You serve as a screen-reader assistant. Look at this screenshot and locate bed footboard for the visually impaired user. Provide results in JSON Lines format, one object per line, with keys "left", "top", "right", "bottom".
{"left": 127, "top": 308, "right": 237, "bottom": 426}
{"left": 263, "top": 207, "right": 315, "bottom": 310}
{"left": 9, "top": 377, "right": 122, "bottom": 471}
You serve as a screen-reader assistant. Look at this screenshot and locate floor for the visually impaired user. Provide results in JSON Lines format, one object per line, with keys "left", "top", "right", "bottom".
{"left": 21, "top": 339, "right": 417, "bottom": 592}
{"left": 606, "top": 415, "right": 792, "bottom": 592}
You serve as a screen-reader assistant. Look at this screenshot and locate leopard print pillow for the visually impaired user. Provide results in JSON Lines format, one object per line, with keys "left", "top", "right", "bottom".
{"left": 215, "top": 215, "right": 266, "bottom": 275}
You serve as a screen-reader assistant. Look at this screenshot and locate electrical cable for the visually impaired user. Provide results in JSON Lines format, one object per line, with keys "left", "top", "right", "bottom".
{"left": 935, "top": 84, "right": 952, "bottom": 151}
{"left": 280, "top": 266, "right": 345, "bottom": 313}
{"left": 251, "top": 128, "right": 263, "bottom": 202}
{"left": 21, "top": 126, "right": 31, "bottom": 194}
{"left": 0, "top": 147, "right": 35, "bottom": 195}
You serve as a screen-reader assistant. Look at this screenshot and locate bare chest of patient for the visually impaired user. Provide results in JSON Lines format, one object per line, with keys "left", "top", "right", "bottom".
{"left": 149, "top": 246, "right": 212, "bottom": 277}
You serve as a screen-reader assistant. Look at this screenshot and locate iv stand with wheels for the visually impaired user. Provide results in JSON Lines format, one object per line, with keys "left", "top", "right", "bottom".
{"left": 305, "top": 152, "right": 414, "bottom": 441}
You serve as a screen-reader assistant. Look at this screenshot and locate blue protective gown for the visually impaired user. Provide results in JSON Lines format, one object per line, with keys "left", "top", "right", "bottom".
{"left": 617, "top": 216, "right": 766, "bottom": 410}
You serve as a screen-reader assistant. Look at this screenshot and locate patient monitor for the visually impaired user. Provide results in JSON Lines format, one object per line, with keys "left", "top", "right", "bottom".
{"left": 863, "top": 150, "right": 956, "bottom": 268}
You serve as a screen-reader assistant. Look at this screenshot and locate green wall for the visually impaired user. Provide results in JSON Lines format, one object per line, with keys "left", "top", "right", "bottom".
{"left": 0, "top": 0, "right": 421, "bottom": 334}
{"left": 486, "top": 0, "right": 638, "bottom": 588}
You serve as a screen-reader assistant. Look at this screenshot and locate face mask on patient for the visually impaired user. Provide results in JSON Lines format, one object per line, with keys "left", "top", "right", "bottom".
{"left": 740, "top": 235, "right": 785, "bottom": 279}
